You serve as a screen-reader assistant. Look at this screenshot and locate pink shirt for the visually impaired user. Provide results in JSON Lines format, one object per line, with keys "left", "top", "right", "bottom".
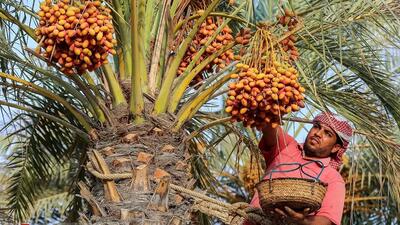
{"left": 247, "top": 129, "right": 345, "bottom": 225}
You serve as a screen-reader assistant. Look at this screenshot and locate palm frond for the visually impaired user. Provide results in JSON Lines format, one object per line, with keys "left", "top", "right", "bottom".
{"left": 1, "top": 92, "right": 88, "bottom": 221}
{"left": 342, "top": 138, "right": 400, "bottom": 224}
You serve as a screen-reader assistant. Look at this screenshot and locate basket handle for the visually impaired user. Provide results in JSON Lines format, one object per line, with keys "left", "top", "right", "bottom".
{"left": 266, "top": 160, "right": 325, "bottom": 182}
{"left": 300, "top": 160, "right": 324, "bottom": 182}
{"left": 267, "top": 162, "right": 302, "bottom": 180}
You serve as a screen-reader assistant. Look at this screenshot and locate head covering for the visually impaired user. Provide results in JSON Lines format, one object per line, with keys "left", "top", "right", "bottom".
{"left": 312, "top": 112, "right": 353, "bottom": 170}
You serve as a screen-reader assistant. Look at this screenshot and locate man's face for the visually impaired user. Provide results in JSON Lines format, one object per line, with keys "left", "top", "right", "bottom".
{"left": 304, "top": 122, "right": 341, "bottom": 158}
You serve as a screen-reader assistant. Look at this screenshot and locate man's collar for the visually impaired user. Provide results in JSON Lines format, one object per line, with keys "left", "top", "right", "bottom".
{"left": 298, "top": 144, "right": 330, "bottom": 167}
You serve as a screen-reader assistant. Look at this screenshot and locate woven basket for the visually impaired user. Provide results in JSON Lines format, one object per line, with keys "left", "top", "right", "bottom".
{"left": 256, "top": 177, "right": 326, "bottom": 213}
{"left": 256, "top": 161, "right": 327, "bottom": 213}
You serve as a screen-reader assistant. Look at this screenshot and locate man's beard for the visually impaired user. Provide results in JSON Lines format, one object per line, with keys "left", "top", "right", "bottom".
{"left": 303, "top": 141, "right": 319, "bottom": 157}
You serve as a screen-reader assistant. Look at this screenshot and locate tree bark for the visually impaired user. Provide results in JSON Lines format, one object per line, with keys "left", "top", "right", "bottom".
{"left": 82, "top": 121, "right": 194, "bottom": 224}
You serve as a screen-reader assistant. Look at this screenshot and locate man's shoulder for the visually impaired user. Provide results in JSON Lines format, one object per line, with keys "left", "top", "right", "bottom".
{"left": 323, "top": 166, "right": 345, "bottom": 184}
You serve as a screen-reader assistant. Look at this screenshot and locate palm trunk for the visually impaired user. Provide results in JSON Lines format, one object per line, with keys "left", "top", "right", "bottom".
{"left": 81, "top": 116, "right": 196, "bottom": 224}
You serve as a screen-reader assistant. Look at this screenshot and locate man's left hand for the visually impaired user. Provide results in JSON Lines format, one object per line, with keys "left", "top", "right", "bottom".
{"left": 274, "top": 206, "right": 310, "bottom": 224}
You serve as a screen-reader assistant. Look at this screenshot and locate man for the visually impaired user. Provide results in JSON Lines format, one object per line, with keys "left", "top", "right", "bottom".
{"left": 244, "top": 112, "right": 353, "bottom": 225}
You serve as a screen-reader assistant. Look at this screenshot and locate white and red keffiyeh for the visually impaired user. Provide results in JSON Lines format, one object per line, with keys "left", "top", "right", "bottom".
{"left": 313, "top": 112, "right": 353, "bottom": 170}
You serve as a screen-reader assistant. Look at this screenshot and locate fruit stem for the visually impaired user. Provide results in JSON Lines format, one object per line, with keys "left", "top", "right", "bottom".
{"left": 173, "top": 73, "right": 232, "bottom": 131}
{"left": 102, "top": 64, "right": 127, "bottom": 106}
{"left": 148, "top": 0, "right": 170, "bottom": 96}
{"left": 129, "top": 0, "right": 145, "bottom": 123}
{"left": 169, "top": 42, "right": 236, "bottom": 113}
{"left": 111, "top": 0, "right": 132, "bottom": 80}
{"left": 174, "top": 12, "right": 256, "bottom": 34}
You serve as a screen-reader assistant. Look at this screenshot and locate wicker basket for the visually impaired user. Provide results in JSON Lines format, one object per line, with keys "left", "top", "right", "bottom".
{"left": 256, "top": 161, "right": 327, "bottom": 213}
{"left": 256, "top": 177, "right": 326, "bottom": 213}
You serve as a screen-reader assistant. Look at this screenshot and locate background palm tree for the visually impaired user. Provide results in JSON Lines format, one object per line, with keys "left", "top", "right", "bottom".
{"left": 0, "top": 0, "right": 399, "bottom": 224}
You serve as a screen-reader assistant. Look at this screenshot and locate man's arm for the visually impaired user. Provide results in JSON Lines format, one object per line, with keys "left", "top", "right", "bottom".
{"left": 259, "top": 124, "right": 295, "bottom": 167}
{"left": 260, "top": 124, "right": 279, "bottom": 151}
{"left": 260, "top": 123, "right": 294, "bottom": 152}
{"left": 301, "top": 215, "right": 333, "bottom": 225}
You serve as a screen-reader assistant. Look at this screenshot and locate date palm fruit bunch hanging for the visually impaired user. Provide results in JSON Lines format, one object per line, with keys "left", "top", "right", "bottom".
{"left": 35, "top": 0, "right": 116, "bottom": 75}
{"left": 178, "top": 15, "right": 236, "bottom": 84}
{"left": 240, "top": 160, "right": 264, "bottom": 196}
{"left": 278, "top": 8, "right": 299, "bottom": 61}
{"left": 225, "top": 26, "right": 305, "bottom": 130}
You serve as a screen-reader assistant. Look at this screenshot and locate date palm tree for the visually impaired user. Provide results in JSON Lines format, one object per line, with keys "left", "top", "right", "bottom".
{"left": 0, "top": 0, "right": 399, "bottom": 224}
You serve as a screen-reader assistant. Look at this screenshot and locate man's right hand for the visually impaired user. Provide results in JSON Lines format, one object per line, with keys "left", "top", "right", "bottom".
{"left": 260, "top": 123, "right": 280, "bottom": 151}
{"left": 274, "top": 206, "right": 310, "bottom": 223}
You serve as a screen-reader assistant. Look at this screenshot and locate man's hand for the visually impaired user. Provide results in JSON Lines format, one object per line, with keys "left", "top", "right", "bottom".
{"left": 273, "top": 206, "right": 333, "bottom": 225}
{"left": 274, "top": 206, "right": 310, "bottom": 224}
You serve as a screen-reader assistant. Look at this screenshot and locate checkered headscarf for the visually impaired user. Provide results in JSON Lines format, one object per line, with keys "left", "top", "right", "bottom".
{"left": 312, "top": 112, "right": 353, "bottom": 170}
